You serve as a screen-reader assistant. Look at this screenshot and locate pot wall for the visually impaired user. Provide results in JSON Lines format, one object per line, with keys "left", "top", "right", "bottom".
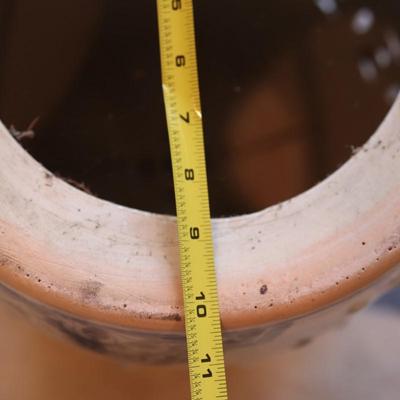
{"left": 1, "top": 263, "right": 398, "bottom": 363}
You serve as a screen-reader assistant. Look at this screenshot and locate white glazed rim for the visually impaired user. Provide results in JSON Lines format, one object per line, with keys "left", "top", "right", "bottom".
{"left": 1, "top": 97, "right": 400, "bottom": 333}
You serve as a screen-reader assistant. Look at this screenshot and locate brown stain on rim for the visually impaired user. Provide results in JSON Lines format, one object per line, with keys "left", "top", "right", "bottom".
{"left": 79, "top": 280, "right": 103, "bottom": 303}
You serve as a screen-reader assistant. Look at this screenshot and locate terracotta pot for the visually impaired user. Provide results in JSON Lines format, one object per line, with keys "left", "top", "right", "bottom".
{"left": 1, "top": 92, "right": 400, "bottom": 362}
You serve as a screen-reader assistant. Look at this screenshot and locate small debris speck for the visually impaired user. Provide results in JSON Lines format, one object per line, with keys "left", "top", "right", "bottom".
{"left": 259, "top": 284, "right": 268, "bottom": 295}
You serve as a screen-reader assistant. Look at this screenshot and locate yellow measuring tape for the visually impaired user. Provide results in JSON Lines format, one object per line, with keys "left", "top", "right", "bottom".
{"left": 156, "top": 1, "right": 228, "bottom": 399}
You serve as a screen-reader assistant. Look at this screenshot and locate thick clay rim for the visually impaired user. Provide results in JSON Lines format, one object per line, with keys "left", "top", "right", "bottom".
{"left": 1, "top": 98, "right": 400, "bottom": 333}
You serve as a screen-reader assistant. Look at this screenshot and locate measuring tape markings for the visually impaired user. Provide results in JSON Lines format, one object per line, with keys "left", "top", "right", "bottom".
{"left": 156, "top": 0, "right": 228, "bottom": 399}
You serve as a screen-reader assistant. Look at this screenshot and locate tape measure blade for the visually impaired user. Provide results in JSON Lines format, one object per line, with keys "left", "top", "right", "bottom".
{"left": 156, "top": 1, "right": 228, "bottom": 399}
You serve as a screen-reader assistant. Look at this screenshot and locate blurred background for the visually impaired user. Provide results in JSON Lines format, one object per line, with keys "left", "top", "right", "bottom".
{"left": 0, "top": 0, "right": 399, "bottom": 398}
{"left": 1, "top": 0, "right": 400, "bottom": 215}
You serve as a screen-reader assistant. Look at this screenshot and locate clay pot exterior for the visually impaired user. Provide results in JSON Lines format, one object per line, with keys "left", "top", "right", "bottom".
{"left": 1, "top": 95, "right": 400, "bottom": 362}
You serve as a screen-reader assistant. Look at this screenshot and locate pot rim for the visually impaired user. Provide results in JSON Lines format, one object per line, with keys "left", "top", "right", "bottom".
{"left": 1, "top": 98, "right": 400, "bottom": 332}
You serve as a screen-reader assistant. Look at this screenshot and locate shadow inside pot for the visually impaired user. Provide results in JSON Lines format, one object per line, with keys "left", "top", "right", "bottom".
{"left": 1, "top": 0, "right": 400, "bottom": 216}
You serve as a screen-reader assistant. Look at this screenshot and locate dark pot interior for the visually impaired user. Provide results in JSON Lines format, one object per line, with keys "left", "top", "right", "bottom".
{"left": 0, "top": 0, "right": 399, "bottom": 216}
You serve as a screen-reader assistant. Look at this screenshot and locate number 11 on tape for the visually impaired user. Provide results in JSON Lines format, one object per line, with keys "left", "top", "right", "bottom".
{"left": 156, "top": 1, "right": 228, "bottom": 399}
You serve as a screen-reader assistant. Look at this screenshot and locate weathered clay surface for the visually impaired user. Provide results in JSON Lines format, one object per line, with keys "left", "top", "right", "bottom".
{"left": 1, "top": 264, "right": 399, "bottom": 363}
{"left": 1, "top": 97, "right": 400, "bottom": 360}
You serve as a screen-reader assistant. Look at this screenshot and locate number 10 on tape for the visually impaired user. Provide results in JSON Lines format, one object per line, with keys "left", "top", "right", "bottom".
{"left": 156, "top": 1, "right": 228, "bottom": 399}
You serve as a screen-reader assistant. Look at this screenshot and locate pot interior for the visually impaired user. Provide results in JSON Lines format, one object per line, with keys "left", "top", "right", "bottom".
{"left": 0, "top": 0, "right": 400, "bottom": 216}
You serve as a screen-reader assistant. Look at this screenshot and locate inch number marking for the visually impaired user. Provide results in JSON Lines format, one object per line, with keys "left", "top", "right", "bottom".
{"left": 185, "top": 168, "right": 195, "bottom": 180}
{"left": 172, "top": 0, "right": 182, "bottom": 10}
{"left": 190, "top": 227, "right": 200, "bottom": 240}
{"left": 196, "top": 291, "right": 207, "bottom": 318}
{"left": 176, "top": 55, "right": 186, "bottom": 67}
{"left": 180, "top": 112, "right": 190, "bottom": 123}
